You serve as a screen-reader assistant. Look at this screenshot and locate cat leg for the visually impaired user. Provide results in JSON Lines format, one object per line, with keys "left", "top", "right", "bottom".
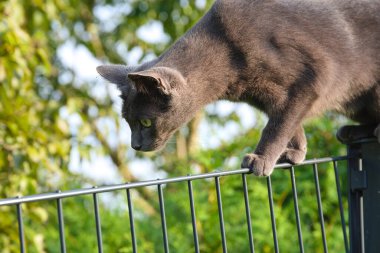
{"left": 338, "top": 84, "right": 380, "bottom": 143}
{"left": 375, "top": 125, "right": 380, "bottom": 143}
{"left": 241, "top": 81, "right": 318, "bottom": 176}
{"left": 278, "top": 126, "right": 307, "bottom": 164}
{"left": 241, "top": 105, "right": 313, "bottom": 176}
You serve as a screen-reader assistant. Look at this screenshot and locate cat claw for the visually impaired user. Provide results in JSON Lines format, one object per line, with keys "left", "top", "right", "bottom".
{"left": 278, "top": 148, "right": 306, "bottom": 165}
{"left": 241, "top": 154, "right": 275, "bottom": 177}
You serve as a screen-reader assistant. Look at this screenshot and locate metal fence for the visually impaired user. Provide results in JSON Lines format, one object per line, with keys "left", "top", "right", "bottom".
{"left": 0, "top": 136, "right": 378, "bottom": 253}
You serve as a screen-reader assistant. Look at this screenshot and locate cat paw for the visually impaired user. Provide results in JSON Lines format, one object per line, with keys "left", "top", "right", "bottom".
{"left": 337, "top": 125, "right": 376, "bottom": 143}
{"left": 278, "top": 148, "right": 306, "bottom": 165}
{"left": 374, "top": 125, "right": 380, "bottom": 143}
{"left": 241, "top": 154, "right": 275, "bottom": 177}
{"left": 336, "top": 126, "right": 355, "bottom": 143}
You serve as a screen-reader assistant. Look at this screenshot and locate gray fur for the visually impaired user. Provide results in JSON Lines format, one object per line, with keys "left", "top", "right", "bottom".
{"left": 97, "top": 0, "right": 380, "bottom": 176}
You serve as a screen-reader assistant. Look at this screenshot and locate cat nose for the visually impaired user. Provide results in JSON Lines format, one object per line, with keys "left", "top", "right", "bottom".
{"left": 132, "top": 144, "right": 142, "bottom": 150}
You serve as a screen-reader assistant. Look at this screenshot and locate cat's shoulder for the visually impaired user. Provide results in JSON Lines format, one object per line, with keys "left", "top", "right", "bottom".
{"left": 216, "top": 0, "right": 380, "bottom": 13}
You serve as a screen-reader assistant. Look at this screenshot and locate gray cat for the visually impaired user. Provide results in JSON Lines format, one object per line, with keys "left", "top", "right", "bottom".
{"left": 97, "top": 0, "right": 380, "bottom": 176}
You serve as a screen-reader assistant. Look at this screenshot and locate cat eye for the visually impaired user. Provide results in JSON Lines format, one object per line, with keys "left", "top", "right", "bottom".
{"left": 140, "top": 119, "right": 152, "bottom": 128}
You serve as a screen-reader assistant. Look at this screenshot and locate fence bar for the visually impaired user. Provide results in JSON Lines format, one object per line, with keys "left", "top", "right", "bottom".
{"left": 187, "top": 180, "right": 200, "bottom": 253}
{"left": 242, "top": 174, "right": 255, "bottom": 253}
{"left": 333, "top": 161, "right": 349, "bottom": 253}
{"left": 215, "top": 177, "right": 228, "bottom": 253}
{"left": 347, "top": 145, "right": 364, "bottom": 253}
{"left": 0, "top": 156, "right": 349, "bottom": 207}
{"left": 158, "top": 184, "right": 170, "bottom": 253}
{"left": 290, "top": 167, "right": 304, "bottom": 253}
{"left": 266, "top": 177, "right": 279, "bottom": 253}
{"left": 57, "top": 197, "right": 67, "bottom": 253}
{"left": 126, "top": 189, "right": 137, "bottom": 253}
{"left": 93, "top": 193, "right": 103, "bottom": 253}
{"left": 16, "top": 203, "right": 25, "bottom": 253}
{"left": 359, "top": 140, "right": 380, "bottom": 253}
{"left": 313, "top": 164, "right": 328, "bottom": 253}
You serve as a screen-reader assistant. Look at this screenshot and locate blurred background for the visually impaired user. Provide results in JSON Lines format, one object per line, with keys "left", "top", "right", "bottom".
{"left": 0, "top": 0, "right": 350, "bottom": 252}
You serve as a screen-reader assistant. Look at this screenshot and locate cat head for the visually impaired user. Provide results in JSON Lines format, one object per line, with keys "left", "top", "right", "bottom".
{"left": 97, "top": 64, "right": 190, "bottom": 152}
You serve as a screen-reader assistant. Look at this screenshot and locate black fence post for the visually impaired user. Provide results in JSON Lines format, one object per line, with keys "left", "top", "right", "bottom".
{"left": 358, "top": 140, "right": 380, "bottom": 253}
{"left": 347, "top": 143, "right": 365, "bottom": 253}
{"left": 339, "top": 126, "right": 380, "bottom": 253}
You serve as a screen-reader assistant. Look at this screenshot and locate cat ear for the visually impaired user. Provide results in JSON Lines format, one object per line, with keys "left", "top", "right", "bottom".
{"left": 96, "top": 64, "right": 135, "bottom": 90}
{"left": 128, "top": 69, "right": 171, "bottom": 95}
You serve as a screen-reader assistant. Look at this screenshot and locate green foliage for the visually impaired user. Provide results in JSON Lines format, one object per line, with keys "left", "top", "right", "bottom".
{"left": 0, "top": 0, "right": 349, "bottom": 252}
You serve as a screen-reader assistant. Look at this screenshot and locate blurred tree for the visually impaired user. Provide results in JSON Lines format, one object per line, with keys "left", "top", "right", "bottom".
{"left": 0, "top": 0, "right": 214, "bottom": 251}
{"left": 0, "top": 0, "right": 349, "bottom": 252}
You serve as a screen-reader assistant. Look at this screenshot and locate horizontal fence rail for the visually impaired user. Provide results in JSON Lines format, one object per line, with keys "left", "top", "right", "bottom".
{"left": 0, "top": 156, "right": 348, "bottom": 207}
{"left": 0, "top": 156, "right": 351, "bottom": 253}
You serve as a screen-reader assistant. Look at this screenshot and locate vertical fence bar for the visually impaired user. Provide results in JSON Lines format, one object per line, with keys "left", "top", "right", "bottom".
{"left": 266, "top": 177, "right": 279, "bottom": 253}
{"left": 289, "top": 167, "right": 304, "bottom": 253}
{"left": 358, "top": 139, "right": 380, "bottom": 253}
{"left": 187, "top": 180, "right": 200, "bottom": 253}
{"left": 16, "top": 203, "right": 26, "bottom": 253}
{"left": 57, "top": 196, "right": 67, "bottom": 253}
{"left": 242, "top": 174, "right": 255, "bottom": 253}
{"left": 333, "top": 161, "right": 349, "bottom": 253}
{"left": 93, "top": 193, "right": 103, "bottom": 253}
{"left": 359, "top": 177, "right": 365, "bottom": 253}
{"left": 347, "top": 145, "right": 363, "bottom": 253}
{"left": 313, "top": 164, "right": 328, "bottom": 253}
{"left": 158, "top": 184, "right": 170, "bottom": 253}
{"left": 126, "top": 189, "right": 137, "bottom": 253}
{"left": 359, "top": 140, "right": 380, "bottom": 253}
{"left": 215, "top": 177, "right": 228, "bottom": 253}
{"left": 347, "top": 145, "right": 364, "bottom": 253}
{"left": 356, "top": 158, "right": 366, "bottom": 253}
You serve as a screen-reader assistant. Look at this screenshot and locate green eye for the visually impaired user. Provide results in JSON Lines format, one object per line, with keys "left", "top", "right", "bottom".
{"left": 140, "top": 119, "right": 152, "bottom": 128}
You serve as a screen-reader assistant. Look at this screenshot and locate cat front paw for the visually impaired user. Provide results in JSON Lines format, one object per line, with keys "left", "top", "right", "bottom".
{"left": 241, "top": 154, "right": 275, "bottom": 176}
{"left": 278, "top": 148, "right": 306, "bottom": 165}
{"left": 374, "top": 125, "right": 380, "bottom": 143}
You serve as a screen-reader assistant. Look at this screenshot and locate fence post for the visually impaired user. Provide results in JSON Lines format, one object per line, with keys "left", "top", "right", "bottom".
{"left": 339, "top": 125, "right": 380, "bottom": 253}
